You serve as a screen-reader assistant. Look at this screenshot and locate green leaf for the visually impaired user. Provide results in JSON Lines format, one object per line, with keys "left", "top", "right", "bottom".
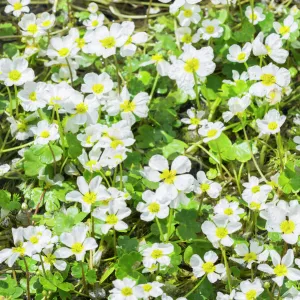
{"left": 66, "top": 133, "right": 82, "bottom": 159}
{"left": 233, "top": 19, "right": 255, "bottom": 42}
{"left": 24, "top": 149, "right": 46, "bottom": 176}
{"left": 0, "top": 23, "right": 17, "bottom": 36}
{"left": 233, "top": 141, "right": 251, "bottom": 162}
{"left": 31, "top": 144, "right": 63, "bottom": 164}
{"left": 175, "top": 210, "right": 201, "bottom": 240}
{"left": 162, "top": 139, "right": 187, "bottom": 158}
{"left": 137, "top": 71, "right": 152, "bottom": 85}
{"left": 39, "top": 277, "right": 57, "bottom": 292}
{"left": 86, "top": 269, "right": 97, "bottom": 284}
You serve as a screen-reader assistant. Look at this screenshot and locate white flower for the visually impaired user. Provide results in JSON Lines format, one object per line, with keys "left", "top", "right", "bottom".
{"left": 140, "top": 54, "right": 170, "bottom": 76}
{"left": 231, "top": 240, "right": 269, "bottom": 269}
{"left": 293, "top": 136, "right": 300, "bottom": 151}
{"left": 47, "top": 35, "right": 78, "bottom": 59}
{"left": 242, "top": 176, "right": 272, "bottom": 203}
{"left": 0, "top": 228, "right": 34, "bottom": 267}
{"left": 66, "top": 176, "right": 106, "bottom": 213}
{"left": 18, "top": 13, "right": 44, "bottom": 37}
{"left": 92, "top": 201, "right": 131, "bottom": 234}
{"left": 177, "top": 3, "right": 201, "bottom": 27}
{"left": 0, "top": 164, "right": 10, "bottom": 176}
{"left": 56, "top": 224, "right": 97, "bottom": 261}
{"left": 142, "top": 155, "right": 194, "bottom": 201}
{"left": 248, "top": 63, "right": 291, "bottom": 97}
{"left": 223, "top": 70, "right": 248, "bottom": 85}
{"left": 222, "top": 95, "right": 251, "bottom": 122}
{"left": 198, "top": 121, "right": 224, "bottom": 143}
{"left": 198, "top": 19, "right": 224, "bottom": 40}
{"left": 211, "top": 0, "right": 236, "bottom": 3}
{"left": 30, "top": 120, "right": 59, "bottom": 145}
{"left": 258, "top": 249, "right": 300, "bottom": 286}
{"left": 137, "top": 190, "right": 169, "bottom": 222}
{"left": 135, "top": 281, "right": 164, "bottom": 299}
{"left": 245, "top": 6, "right": 265, "bottom": 25}
{"left": 32, "top": 246, "right": 67, "bottom": 271}
{"left": 7, "top": 117, "right": 33, "bottom": 141}
{"left": 290, "top": 5, "right": 299, "bottom": 16}
{"left": 4, "top": 0, "right": 30, "bottom": 17}
{"left": 256, "top": 109, "right": 286, "bottom": 135}
{"left": 87, "top": 24, "right": 127, "bottom": 58}
{"left": 78, "top": 146, "right": 102, "bottom": 172}
{"left": 194, "top": 171, "right": 222, "bottom": 198}
{"left": 142, "top": 243, "right": 174, "bottom": 268}
{"left": 265, "top": 87, "right": 283, "bottom": 105}
{"left": 109, "top": 278, "right": 138, "bottom": 300}
{"left": 77, "top": 124, "right": 104, "bottom": 147}
{"left": 18, "top": 81, "right": 47, "bottom": 111}
{"left": 37, "top": 12, "right": 55, "bottom": 30}
{"left": 181, "top": 107, "right": 205, "bottom": 130}
{"left": 227, "top": 43, "right": 252, "bottom": 63}
{"left": 214, "top": 199, "right": 244, "bottom": 222}
{"left": 252, "top": 32, "right": 289, "bottom": 64}
{"left": 23, "top": 225, "right": 52, "bottom": 253}
{"left": 0, "top": 57, "right": 34, "bottom": 86}
{"left": 88, "top": 2, "right": 98, "bottom": 13}
{"left": 175, "top": 27, "right": 200, "bottom": 45}
{"left": 120, "top": 21, "right": 148, "bottom": 57}
{"left": 190, "top": 251, "right": 225, "bottom": 283}
{"left": 83, "top": 13, "right": 104, "bottom": 30}
{"left": 216, "top": 291, "right": 235, "bottom": 300}
{"left": 202, "top": 215, "right": 242, "bottom": 248}
{"left": 106, "top": 86, "right": 149, "bottom": 125}
{"left": 273, "top": 15, "right": 298, "bottom": 39}
{"left": 261, "top": 200, "right": 300, "bottom": 245}
{"left": 282, "top": 287, "right": 300, "bottom": 300}
{"left": 234, "top": 278, "right": 264, "bottom": 300}
{"left": 100, "top": 146, "right": 128, "bottom": 169}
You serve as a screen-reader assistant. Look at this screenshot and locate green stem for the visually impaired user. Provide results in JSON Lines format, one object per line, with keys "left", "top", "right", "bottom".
{"left": 197, "top": 196, "right": 204, "bottom": 216}
{"left": 80, "top": 261, "right": 87, "bottom": 291}
{"left": 167, "top": 208, "right": 173, "bottom": 241}
{"left": 6, "top": 86, "right": 13, "bottom": 115}
{"left": 113, "top": 229, "right": 117, "bottom": 256}
{"left": 114, "top": 55, "right": 121, "bottom": 93}
{"left": 146, "top": 0, "right": 153, "bottom": 27}
{"left": 48, "top": 143, "right": 56, "bottom": 174}
{"left": 156, "top": 217, "right": 164, "bottom": 242}
{"left": 119, "top": 163, "right": 123, "bottom": 190}
{"left": 275, "top": 133, "right": 284, "bottom": 171}
{"left": 221, "top": 245, "right": 232, "bottom": 293}
{"left": 39, "top": 254, "right": 47, "bottom": 278}
{"left": 14, "top": 85, "right": 19, "bottom": 117}
{"left": 65, "top": 57, "right": 73, "bottom": 87}
{"left": 0, "top": 141, "right": 34, "bottom": 153}
{"left": 193, "top": 72, "right": 200, "bottom": 110}
{"left": 23, "top": 258, "right": 31, "bottom": 300}
{"left": 54, "top": 106, "right": 66, "bottom": 154}
{"left": 184, "top": 275, "right": 207, "bottom": 298}
{"left": 150, "top": 72, "right": 159, "bottom": 101}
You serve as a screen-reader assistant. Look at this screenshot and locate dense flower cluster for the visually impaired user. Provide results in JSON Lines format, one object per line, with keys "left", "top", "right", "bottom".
{"left": 0, "top": 0, "right": 300, "bottom": 299}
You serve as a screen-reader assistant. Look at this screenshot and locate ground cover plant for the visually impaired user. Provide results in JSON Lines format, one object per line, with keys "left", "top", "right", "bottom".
{"left": 0, "top": 0, "right": 300, "bottom": 299}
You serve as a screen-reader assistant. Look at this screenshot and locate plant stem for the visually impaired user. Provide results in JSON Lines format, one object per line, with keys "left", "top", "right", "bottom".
{"left": 80, "top": 261, "right": 87, "bottom": 291}
{"left": 156, "top": 217, "right": 164, "bottom": 242}
{"left": 146, "top": 0, "right": 153, "bottom": 27}
{"left": 39, "top": 254, "right": 47, "bottom": 278}
{"left": 197, "top": 196, "right": 204, "bottom": 216}
{"left": 48, "top": 143, "right": 56, "bottom": 174}
{"left": 65, "top": 57, "right": 73, "bottom": 87}
{"left": 221, "top": 245, "right": 232, "bottom": 293}
{"left": 6, "top": 86, "right": 13, "bottom": 115}
{"left": 114, "top": 55, "right": 121, "bottom": 93}
{"left": 193, "top": 72, "right": 201, "bottom": 110}
{"left": 14, "top": 85, "right": 19, "bottom": 117}
{"left": 184, "top": 275, "right": 207, "bottom": 298}
{"left": 150, "top": 72, "right": 159, "bottom": 101}
{"left": 23, "top": 258, "right": 31, "bottom": 300}
{"left": 113, "top": 229, "right": 117, "bottom": 256}
{"left": 275, "top": 133, "right": 284, "bottom": 171}
{"left": 167, "top": 208, "right": 173, "bottom": 241}
{"left": 0, "top": 141, "right": 34, "bottom": 153}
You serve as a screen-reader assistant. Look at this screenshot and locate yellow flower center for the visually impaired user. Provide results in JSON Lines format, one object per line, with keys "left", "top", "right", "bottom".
{"left": 184, "top": 58, "right": 200, "bottom": 73}
{"left": 58, "top": 48, "right": 70, "bottom": 57}
{"left": 40, "top": 130, "right": 50, "bottom": 138}
{"left": 8, "top": 70, "right": 21, "bottom": 81}
{"left": 182, "top": 34, "right": 192, "bottom": 44}
{"left": 224, "top": 208, "right": 233, "bottom": 215}
{"left": 44, "top": 254, "right": 56, "bottom": 265}
{"left": 216, "top": 227, "right": 228, "bottom": 239}
{"left": 249, "top": 13, "right": 257, "bottom": 21}
{"left": 261, "top": 74, "right": 276, "bottom": 86}
{"left": 29, "top": 92, "right": 37, "bottom": 101}
{"left": 190, "top": 117, "right": 200, "bottom": 125}
{"left": 86, "top": 160, "right": 97, "bottom": 169}
{"left": 17, "top": 122, "right": 27, "bottom": 132}
{"left": 12, "top": 246, "right": 25, "bottom": 256}
{"left": 160, "top": 169, "right": 177, "bottom": 184}
{"left": 249, "top": 202, "right": 261, "bottom": 211}
{"left": 42, "top": 20, "right": 51, "bottom": 27}
{"left": 100, "top": 36, "right": 116, "bottom": 49}
{"left": 267, "top": 122, "right": 278, "bottom": 130}
{"left": 151, "top": 249, "right": 163, "bottom": 259}
{"left": 92, "top": 83, "right": 104, "bottom": 94}
{"left": 279, "top": 26, "right": 290, "bottom": 35}
{"left": 76, "top": 38, "right": 85, "bottom": 49}
{"left": 106, "top": 214, "right": 118, "bottom": 225}
{"left": 76, "top": 103, "right": 88, "bottom": 114}
{"left": 110, "top": 139, "right": 124, "bottom": 149}
{"left": 27, "top": 24, "right": 38, "bottom": 34}
{"left": 152, "top": 54, "right": 163, "bottom": 62}
{"left": 30, "top": 236, "right": 39, "bottom": 244}
{"left": 183, "top": 9, "right": 193, "bottom": 17}
{"left": 207, "top": 129, "right": 218, "bottom": 138}
{"left": 201, "top": 183, "right": 210, "bottom": 192}
{"left": 120, "top": 100, "right": 136, "bottom": 112}
{"left": 143, "top": 284, "right": 153, "bottom": 292}
{"left": 71, "top": 242, "right": 84, "bottom": 254}
{"left": 280, "top": 220, "right": 295, "bottom": 234}
{"left": 202, "top": 262, "right": 216, "bottom": 273}
{"left": 205, "top": 25, "right": 215, "bottom": 34}
{"left": 148, "top": 202, "right": 160, "bottom": 213}
{"left": 13, "top": 2, "right": 22, "bottom": 10}
{"left": 237, "top": 52, "right": 246, "bottom": 61}
{"left": 274, "top": 264, "right": 287, "bottom": 276}
{"left": 125, "top": 36, "right": 133, "bottom": 45}
{"left": 251, "top": 186, "right": 260, "bottom": 193}
{"left": 92, "top": 20, "right": 99, "bottom": 27}
{"left": 244, "top": 252, "right": 257, "bottom": 263}
{"left": 121, "top": 287, "right": 133, "bottom": 296}
{"left": 246, "top": 290, "right": 257, "bottom": 300}
{"left": 265, "top": 45, "right": 272, "bottom": 54}
{"left": 83, "top": 192, "right": 97, "bottom": 204}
